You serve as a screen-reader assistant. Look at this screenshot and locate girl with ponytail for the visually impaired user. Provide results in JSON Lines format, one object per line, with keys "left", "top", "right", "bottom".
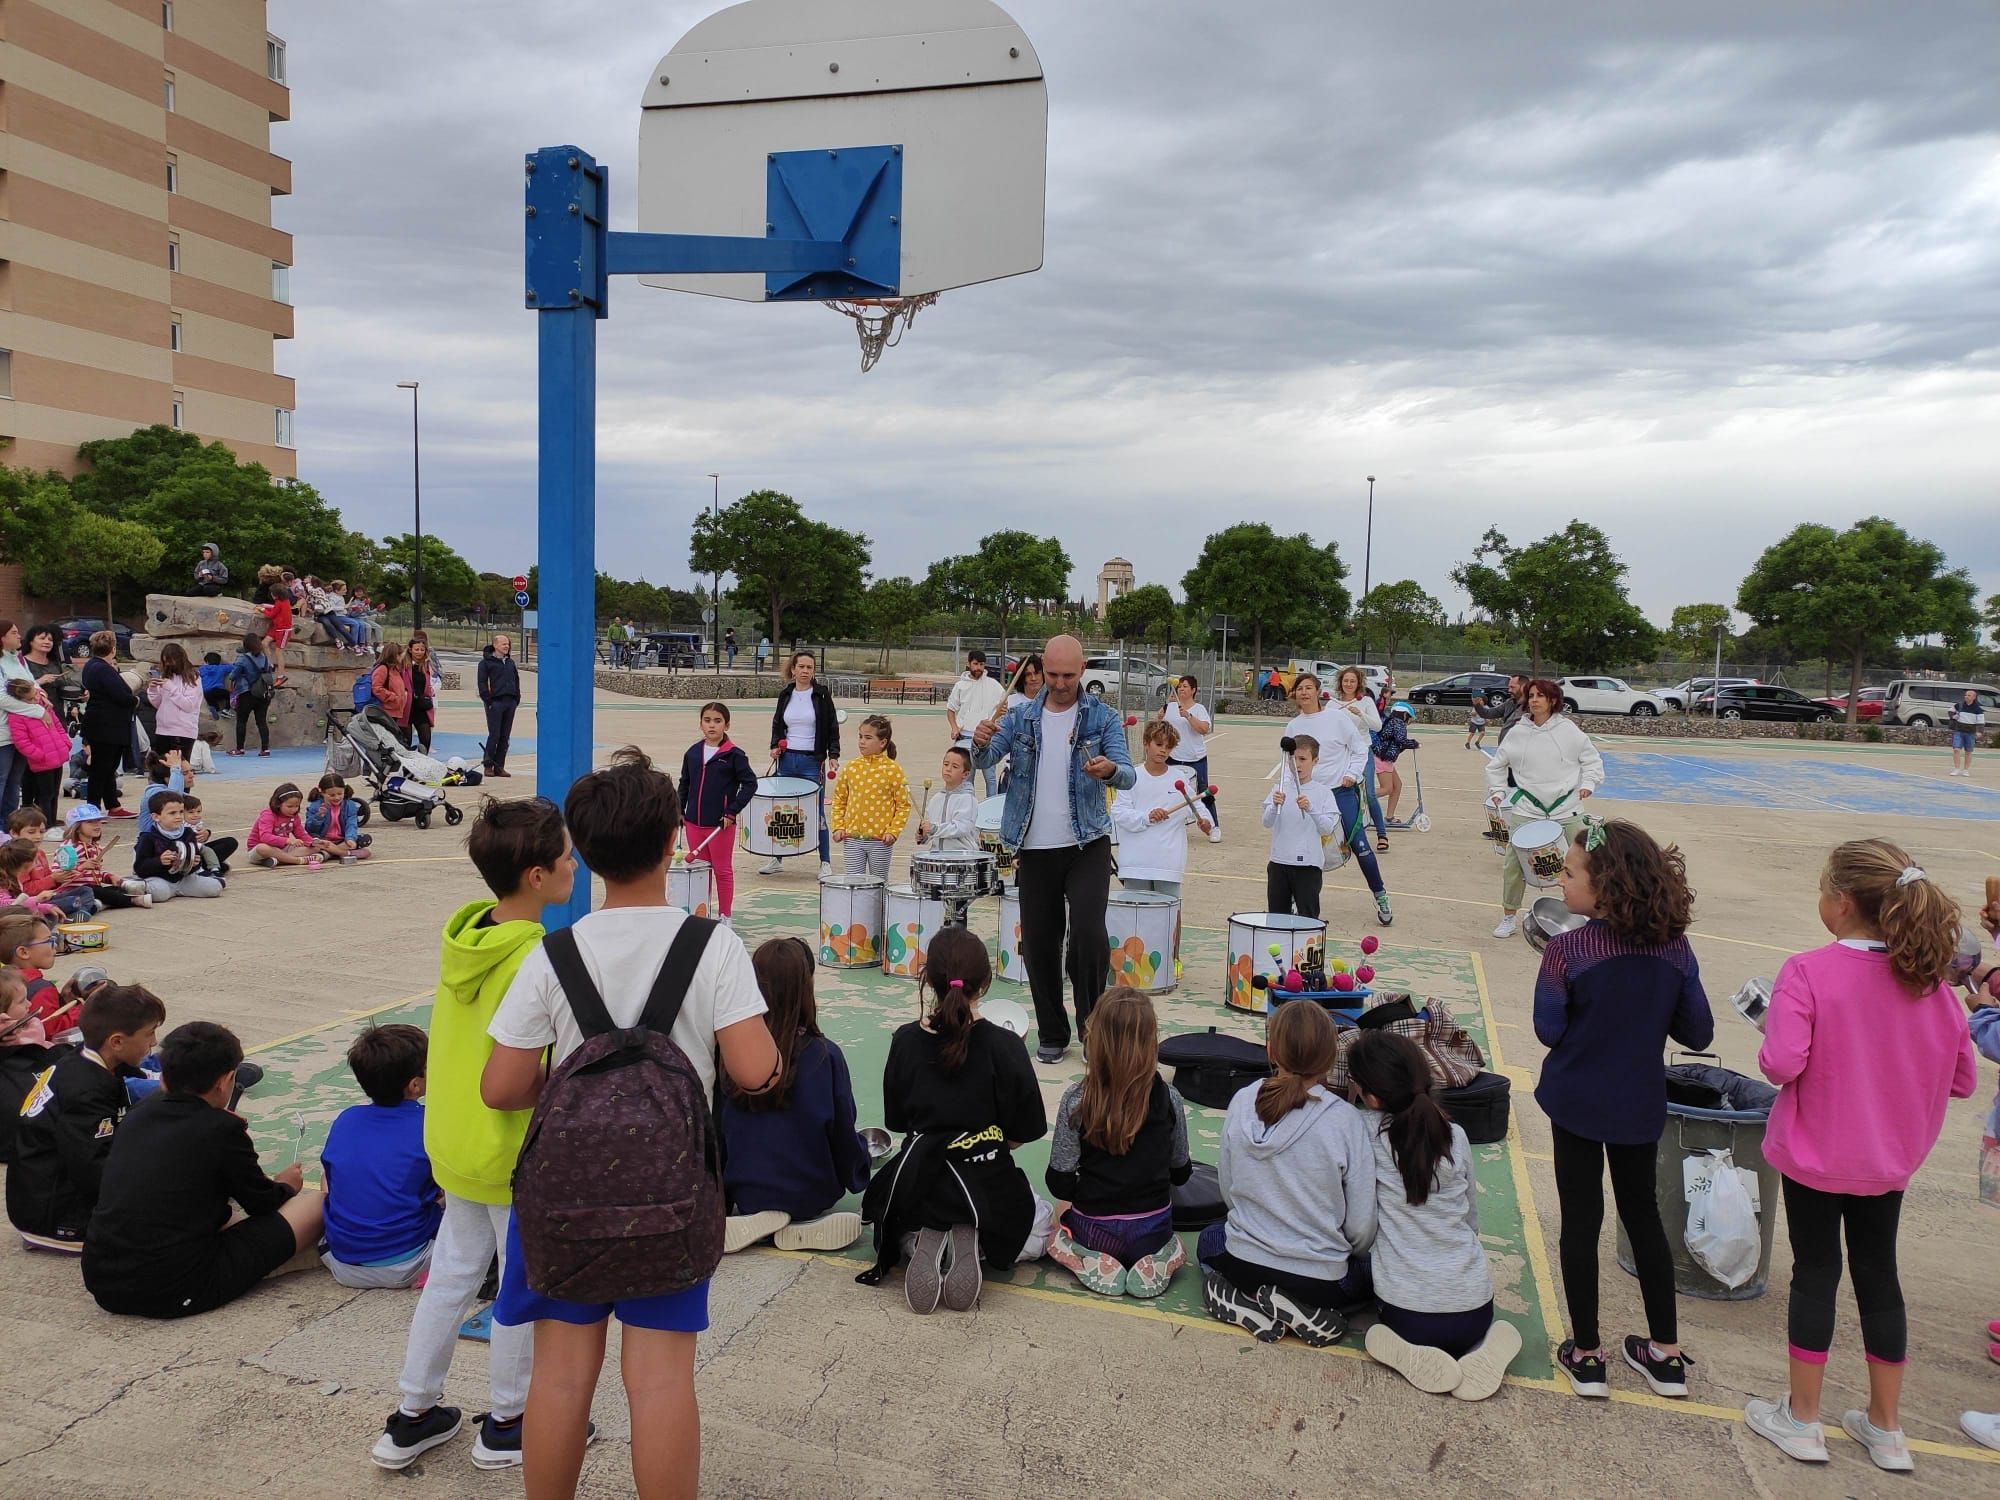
{"left": 860, "top": 927, "right": 1050, "bottom": 1316}
{"left": 1197, "top": 1000, "right": 1377, "bottom": 1346}
{"left": 1346, "top": 1031, "right": 1520, "bottom": 1401}
{"left": 1744, "top": 840, "right": 1977, "bottom": 1472}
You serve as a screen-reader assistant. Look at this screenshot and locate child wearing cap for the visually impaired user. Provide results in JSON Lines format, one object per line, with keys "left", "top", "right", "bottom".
{"left": 59, "top": 804, "right": 149, "bottom": 908}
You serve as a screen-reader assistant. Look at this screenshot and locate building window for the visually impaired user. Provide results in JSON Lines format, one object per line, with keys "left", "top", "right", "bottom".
{"left": 171, "top": 393, "right": 185, "bottom": 429}
{"left": 164, "top": 73, "right": 176, "bottom": 112}
{"left": 165, "top": 155, "right": 178, "bottom": 194}
{"left": 170, "top": 317, "right": 183, "bottom": 353}
{"left": 0, "top": 349, "right": 12, "bottom": 400}
{"left": 167, "top": 234, "right": 180, "bottom": 272}
{"left": 162, "top": 2, "right": 173, "bottom": 30}
{"left": 275, "top": 407, "right": 295, "bottom": 448}
{"left": 272, "top": 263, "right": 291, "bottom": 305}
{"left": 266, "top": 39, "right": 287, "bottom": 84}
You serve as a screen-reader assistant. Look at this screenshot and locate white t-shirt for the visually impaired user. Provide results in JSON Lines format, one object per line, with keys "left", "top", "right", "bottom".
{"left": 1163, "top": 700, "right": 1211, "bottom": 761}
{"left": 488, "top": 906, "right": 767, "bottom": 1096}
{"left": 1111, "top": 766, "right": 1199, "bottom": 881}
{"left": 1283, "top": 706, "right": 1370, "bottom": 789}
{"left": 701, "top": 743, "right": 719, "bottom": 763}
{"left": 1023, "top": 702, "right": 1079, "bottom": 850}
{"left": 947, "top": 673, "right": 1007, "bottom": 739}
{"left": 782, "top": 689, "right": 818, "bottom": 754}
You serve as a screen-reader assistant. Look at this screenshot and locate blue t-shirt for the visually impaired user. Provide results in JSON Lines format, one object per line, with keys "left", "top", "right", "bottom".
{"left": 321, "top": 1099, "right": 442, "bottom": 1264}
{"left": 135, "top": 767, "right": 186, "bottom": 841}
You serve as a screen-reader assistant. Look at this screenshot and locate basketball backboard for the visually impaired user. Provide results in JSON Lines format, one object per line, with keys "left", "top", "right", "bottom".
{"left": 637, "top": 0, "right": 1047, "bottom": 303}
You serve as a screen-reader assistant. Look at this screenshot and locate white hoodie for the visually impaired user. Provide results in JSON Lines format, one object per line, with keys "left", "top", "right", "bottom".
{"left": 1483, "top": 713, "right": 1603, "bottom": 820}
{"left": 921, "top": 784, "right": 979, "bottom": 852}
{"left": 1261, "top": 777, "right": 1339, "bottom": 867}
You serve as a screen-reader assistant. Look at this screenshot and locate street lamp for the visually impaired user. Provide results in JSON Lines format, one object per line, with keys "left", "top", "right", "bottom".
{"left": 1357, "top": 475, "right": 1375, "bottom": 665}
{"left": 395, "top": 381, "right": 423, "bottom": 630}
{"left": 706, "top": 472, "right": 720, "bottom": 668}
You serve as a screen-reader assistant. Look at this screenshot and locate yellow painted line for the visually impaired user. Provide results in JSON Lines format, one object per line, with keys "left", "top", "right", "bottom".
{"left": 247, "top": 988, "right": 433, "bottom": 1054}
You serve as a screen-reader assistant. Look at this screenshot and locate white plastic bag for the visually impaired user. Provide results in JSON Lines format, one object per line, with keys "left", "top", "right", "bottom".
{"left": 1683, "top": 1149, "right": 1760, "bottom": 1289}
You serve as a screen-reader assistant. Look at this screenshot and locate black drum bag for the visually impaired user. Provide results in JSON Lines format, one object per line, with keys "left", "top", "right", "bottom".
{"left": 1439, "top": 1070, "right": 1511, "bottom": 1146}
{"left": 1158, "top": 1028, "right": 1271, "bottom": 1110}
{"left": 1170, "top": 1160, "right": 1226, "bottom": 1229}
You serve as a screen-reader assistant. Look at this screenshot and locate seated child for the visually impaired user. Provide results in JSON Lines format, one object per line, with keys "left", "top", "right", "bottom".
{"left": 1199, "top": 999, "right": 1377, "bottom": 1346}
{"left": 0, "top": 910, "right": 63, "bottom": 1026}
{"left": 1045, "top": 986, "right": 1192, "bottom": 1298}
{"left": 58, "top": 804, "right": 150, "bottom": 908}
{"left": 0, "top": 969, "right": 62, "bottom": 1164}
{"left": 180, "top": 794, "right": 237, "bottom": 875}
{"left": 82, "top": 1020, "right": 325, "bottom": 1318}
{"left": 135, "top": 750, "right": 190, "bottom": 841}
{"left": 860, "top": 926, "right": 1050, "bottom": 1314}
{"left": 1348, "top": 1030, "right": 1520, "bottom": 1400}
{"left": 248, "top": 783, "right": 316, "bottom": 867}
{"left": 719, "top": 937, "right": 871, "bottom": 1253}
{"left": 1111, "top": 721, "right": 1211, "bottom": 899}
{"left": 199, "top": 651, "right": 232, "bottom": 721}
{"left": 6, "top": 982, "right": 165, "bottom": 1252}
{"left": 133, "top": 791, "right": 226, "bottom": 902}
{"left": 320, "top": 1023, "right": 443, "bottom": 1288}
{"left": 304, "top": 773, "right": 373, "bottom": 861}
{"left": 917, "top": 747, "right": 980, "bottom": 852}
{"left": 8, "top": 808, "right": 96, "bottom": 919}
{"left": 1261, "top": 736, "right": 1339, "bottom": 919}
{"left": 0, "top": 840, "right": 65, "bottom": 922}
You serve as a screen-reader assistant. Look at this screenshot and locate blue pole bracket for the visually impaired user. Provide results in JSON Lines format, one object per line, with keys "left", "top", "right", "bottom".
{"left": 525, "top": 145, "right": 607, "bottom": 316}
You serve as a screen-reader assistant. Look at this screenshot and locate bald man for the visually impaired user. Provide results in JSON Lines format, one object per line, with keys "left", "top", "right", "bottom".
{"left": 973, "top": 635, "right": 1136, "bottom": 1062}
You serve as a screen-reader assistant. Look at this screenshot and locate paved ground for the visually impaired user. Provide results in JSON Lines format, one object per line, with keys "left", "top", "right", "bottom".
{"left": 3, "top": 675, "right": 1997, "bottom": 1497}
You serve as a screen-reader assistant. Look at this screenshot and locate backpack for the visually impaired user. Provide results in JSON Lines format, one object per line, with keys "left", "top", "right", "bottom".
{"left": 351, "top": 670, "right": 376, "bottom": 710}
{"left": 233, "top": 652, "right": 273, "bottom": 699}
{"left": 511, "top": 919, "right": 726, "bottom": 1301}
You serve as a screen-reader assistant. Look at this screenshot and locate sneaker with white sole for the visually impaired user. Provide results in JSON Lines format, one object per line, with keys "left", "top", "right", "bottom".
{"left": 370, "top": 1405, "right": 463, "bottom": 1470}
{"left": 1046, "top": 1226, "right": 1124, "bottom": 1297}
{"left": 723, "top": 1209, "right": 790, "bottom": 1253}
{"left": 1744, "top": 1395, "right": 1828, "bottom": 1463}
{"left": 1960, "top": 1410, "right": 2000, "bottom": 1451}
{"left": 1201, "top": 1270, "right": 1279, "bottom": 1340}
{"left": 1492, "top": 915, "right": 1517, "bottom": 939}
{"left": 1450, "top": 1319, "right": 1523, "bottom": 1401}
{"left": 904, "top": 1227, "right": 947, "bottom": 1314}
{"left": 1124, "top": 1236, "right": 1186, "bottom": 1299}
{"left": 1207, "top": 825, "right": 1223, "bottom": 845}
{"left": 1266, "top": 1288, "right": 1347, "bottom": 1347}
{"left": 1364, "top": 1323, "right": 1460, "bottom": 1392}
{"left": 756, "top": 857, "right": 783, "bottom": 876}
{"left": 819, "top": 861, "right": 834, "bottom": 879}
{"left": 1556, "top": 1340, "right": 1608, "bottom": 1398}
{"left": 1621, "top": 1335, "right": 1690, "bottom": 1397}
{"left": 1840, "top": 1411, "right": 1914, "bottom": 1472}
{"left": 471, "top": 1413, "right": 595, "bottom": 1470}
{"left": 774, "top": 1211, "right": 863, "bottom": 1252}
{"left": 1375, "top": 892, "right": 1394, "bottom": 926}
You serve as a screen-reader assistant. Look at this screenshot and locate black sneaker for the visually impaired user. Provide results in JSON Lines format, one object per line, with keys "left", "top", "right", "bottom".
{"left": 1266, "top": 1289, "right": 1347, "bottom": 1347}
{"left": 1622, "top": 1335, "right": 1691, "bottom": 1397}
{"left": 1035, "top": 1044, "right": 1066, "bottom": 1065}
{"left": 370, "top": 1405, "right": 463, "bottom": 1470}
{"left": 1201, "top": 1270, "right": 1279, "bottom": 1341}
{"left": 1557, "top": 1340, "right": 1609, "bottom": 1399}
{"left": 471, "top": 1412, "right": 598, "bottom": 1469}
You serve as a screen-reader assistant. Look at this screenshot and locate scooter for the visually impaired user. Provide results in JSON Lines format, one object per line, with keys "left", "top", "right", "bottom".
{"left": 1382, "top": 743, "right": 1432, "bottom": 833}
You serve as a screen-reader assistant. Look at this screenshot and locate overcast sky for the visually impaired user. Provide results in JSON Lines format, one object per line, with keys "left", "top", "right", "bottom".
{"left": 272, "top": 1, "right": 2000, "bottom": 626}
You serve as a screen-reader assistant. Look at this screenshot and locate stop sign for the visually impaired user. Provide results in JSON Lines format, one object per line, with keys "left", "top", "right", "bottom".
{"left": 512, "top": 575, "right": 529, "bottom": 591}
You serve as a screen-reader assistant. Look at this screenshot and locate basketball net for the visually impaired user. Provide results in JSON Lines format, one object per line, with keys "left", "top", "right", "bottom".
{"left": 824, "top": 293, "right": 939, "bottom": 372}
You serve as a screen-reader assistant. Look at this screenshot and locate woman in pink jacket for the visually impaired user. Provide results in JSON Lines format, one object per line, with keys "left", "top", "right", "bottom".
{"left": 1743, "top": 839, "right": 1978, "bottom": 1474}
{"left": 144, "top": 642, "right": 204, "bottom": 758}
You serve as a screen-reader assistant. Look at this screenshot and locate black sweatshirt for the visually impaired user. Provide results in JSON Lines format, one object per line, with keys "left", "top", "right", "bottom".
{"left": 1045, "top": 1075, "right": 1193, "bottom": 1216}
{"left": 133, "top": 826, "right": 203, "bottom": 881}
{"left": 5, "top": 1049, "right": 135, "bottom": 1243}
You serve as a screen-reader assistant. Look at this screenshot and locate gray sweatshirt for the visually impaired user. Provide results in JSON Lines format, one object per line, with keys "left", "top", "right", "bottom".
{"left": 1359, "top": 1110, "right": 1492, "bottom": 1314}
{"left": 1217, "top": 1084, "right": 1377, "bottom": 1280}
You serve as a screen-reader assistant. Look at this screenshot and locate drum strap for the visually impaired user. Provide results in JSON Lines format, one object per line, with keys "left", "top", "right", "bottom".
{"left": 1507, "top": 786, "right": 1568, "bottom": 818}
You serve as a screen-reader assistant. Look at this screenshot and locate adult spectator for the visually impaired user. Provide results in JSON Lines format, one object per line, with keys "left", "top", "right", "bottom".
{"left": 478, "top": 635, "right": 521, "bottom": 778}
{"left": 723, "top": 627, "right": 738, "bottom": 670}
{"left": 0, "top": 621, "right": 56, "bottom": 819}
{"left": 371, "top": 642, "right": 416, "bottom": 748}
{"left": 944, "top": 649, "right": 1007, "bottom": 797}
{"left": 1949, "top": 688, "right": 1986, "bottom": 778}
{"left": 1483, "top": 678, "right": 1603, "bottom": 938}
{"left": 1160, "top": 673, "right": 1222, "bottom": 844}
{"left": 972, "top": 634, "right": 1135, "bottom": 1063}
{"left": 407, "top": 637, "right": 440, "bottom": 754}
{"left": 17, "top": 624, "right": 64, "bottom": 821}
{"left": 79, "top": 631, "right": 137, "bottom": 818}
{"left": 761, "top": 651, "right": 840, "bottom": 875}
{"left": 606, "top": 615, "right": 628, "bottom": 670}
{"left": 191, "top": 543, "right": 229, "bottom": 598}
{"left": 1493, "top": 674, "right": 1529, "bottom": 745}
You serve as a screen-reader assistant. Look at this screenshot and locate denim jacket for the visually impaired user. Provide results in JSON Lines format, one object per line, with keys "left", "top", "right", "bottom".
{"left": 973, "top": 690, "right": 1136, "bottom": 848}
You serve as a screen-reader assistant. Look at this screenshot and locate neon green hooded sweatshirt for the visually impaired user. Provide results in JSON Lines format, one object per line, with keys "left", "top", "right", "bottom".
{"left": 425, "top": 899, "right": 543, "bottom": 1204}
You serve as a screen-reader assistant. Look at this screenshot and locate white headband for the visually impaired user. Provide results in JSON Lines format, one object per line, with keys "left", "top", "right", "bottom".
{"left": 1894, "top": 866, "right": 1927, "bottom": 888}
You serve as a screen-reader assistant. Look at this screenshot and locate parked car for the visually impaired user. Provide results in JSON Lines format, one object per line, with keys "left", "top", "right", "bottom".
{"left": 1408, "top": 671, "right": 1513, "bottom": 709}
{"left": 1810, "top": 688, "right": 1885, "bottom": 720}
{"left": 1692, "top": 685, "right": 1835, "bottom": 723}
{"left": 638, "top": 631, "right": 705, "bottom": 669}
{"left": 1082, "top": 656, "right": 1172, "bottom": 701}
{"left": 1880, "top": 679, "right": 2000, "bottom": 728}
{"left": 1557, "top": 676, "right": 1666, "bottom": 717}
{"left": 1659, "top": 676, "right": 1756, "bottom": 711}
{"left": 54, "top": 618, "right": 134, "bottom": 658}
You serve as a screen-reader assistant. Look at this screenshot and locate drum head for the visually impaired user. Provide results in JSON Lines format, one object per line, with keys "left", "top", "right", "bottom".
{"left": 975, "top": 794, "right": 1006, "bottom": 832}
{"left": 1229, "top": 912, "right": 1326, "bottom": 933}
{"left": 982, "top": 998, "right": 1031, "bottom": 1037}
{"left": 1509, "top": 819, "right": 1563, "bottom": 849}
{"left": 757, "top": 776, "right": 820, "bottom": 796}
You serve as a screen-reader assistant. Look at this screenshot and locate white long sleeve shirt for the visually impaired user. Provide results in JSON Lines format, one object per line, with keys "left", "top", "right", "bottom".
{"left": 922, "top": 785, "right": 979, "bottom": 852}
{"left": 1111, "top": 766, "right": 1204, "bottom": 882}
{"left": 1483, "top": 713, "right": 1604, "bottom": 820}
{"left": 1262, "top": 784, "right": 1340, "bottom": 867}
{"left": 1283, "top": 706, "right": 1371, "bottom": 789}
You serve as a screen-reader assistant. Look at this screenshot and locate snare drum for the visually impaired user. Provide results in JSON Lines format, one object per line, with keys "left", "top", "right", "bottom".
{"left": 57, "top": 921, "right": 109, "bottom": 955}
{"left": 744, "top": 776, "right": 821, "bottom": 859}
{"left": 883, "top": 883, "right": 949, "bottom": 978}
{"left": 819, "top": 874, "right": 885, "bottom": 968}
{"left": 1226, "top": 912, "right": 1326, "bottom": 1013}
{"left": 1107, "top": 891, "right": 1180, "bottom": 994}
{"left": 1509, "top": 818, "right": 1568, "bottom": 889}
{"left": 666, "top": 860, "right": 712, "bottom": 918}
{"left": 996, "top": 885, "right": 1026, "bottom": 983}
{"left": 911, "top": 849, "right": 996, "bottom": 902}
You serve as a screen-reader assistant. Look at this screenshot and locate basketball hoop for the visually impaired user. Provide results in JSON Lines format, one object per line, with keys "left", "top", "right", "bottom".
{"left": 825, "top": 293, "right": 939, "bottom": 372}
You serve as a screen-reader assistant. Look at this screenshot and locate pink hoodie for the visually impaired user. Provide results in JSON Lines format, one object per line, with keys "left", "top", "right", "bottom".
{"left": 1759, "top": 943, "right": 1977, "bottom": 1195}
{"left": 249, "top": 809, "right": 305, "bottom": 849}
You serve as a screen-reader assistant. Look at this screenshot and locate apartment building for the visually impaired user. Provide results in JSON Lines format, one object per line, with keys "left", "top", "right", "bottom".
{"left": 0, "top": 0, "right": 294, "bottom": 478}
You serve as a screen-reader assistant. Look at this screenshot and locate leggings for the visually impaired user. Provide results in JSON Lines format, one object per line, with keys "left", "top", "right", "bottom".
{"left": 85, "top": 736, "right": 126, "bottom": 810}
{"left": 683, "top": 823, "right": 737, "bottom": 916}
{"left": 21, "top": 765, "right": 60, "bottom": 825}
{"left": 1376, "top": 1299, "right": 1495, "bottom": 1359}
{"left": 1550, "top": 1122, "right": 1677, "bottom": 1349}
{"left": 235, "top": 695, "right": 270, "bottom": 752}
{"left": 1781, "top": 1175, "right": 1906, "bottom": 1365}
{"left": 1196, "top": 1221, "right": 1373, "bottom": 1313}
{"left": 1331, "top": 784, "right": 1385, "bottom": 895}
{"left": 1362, "top": 757, "right": 1386, "bottom": 838}
{"left": 840, "top": 837, "right": 892, "bottom": 878}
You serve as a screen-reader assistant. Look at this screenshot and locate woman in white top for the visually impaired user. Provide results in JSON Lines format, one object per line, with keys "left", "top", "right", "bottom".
{"left": 1482, "top": 677, "right": 1604, "bottom": 938}
{"left": 998, "top": 654, "right": 1043, "bottom": 791}
{"left": 1283, "top": 673, "right": 1393, "bottom": 925}
{"left": 1332, "top": 667, "right": 1388, "bottom": 848}
{"left": 1112, "top": 720, "right": 1211, "bottom": 897}
{"left": 1159, "top": 674, "right": 1222, "bottom": 844}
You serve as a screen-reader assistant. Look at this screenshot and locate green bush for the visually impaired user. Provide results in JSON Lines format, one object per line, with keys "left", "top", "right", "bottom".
{"left": 1861, "top": 726, "right": 1884, "bottom": 743}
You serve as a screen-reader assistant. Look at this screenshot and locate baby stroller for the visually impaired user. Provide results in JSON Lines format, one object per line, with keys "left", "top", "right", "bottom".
{"left": 324, "top": 705, "right": 466, "bottom": 830}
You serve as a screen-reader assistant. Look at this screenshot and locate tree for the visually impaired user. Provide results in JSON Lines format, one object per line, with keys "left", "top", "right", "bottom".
{"left": 1103, "top": 583, "right": 1177, "bottom": 645}
{"left": 1352, "top": 581, "right": 1442, "bottom": 677}
{"left": 1181, "top": 523, "right": 1349, "bottom": 669}
{"left": 863, "top": 576, "right": 930, "bottom": 670}
{"left": 1451, "top": 521, "right": 1656, "bottom": 677}
{"left": 924, "top": 531, "right": 1072, "bottom": 659}
{"left": 1737, "top": 517, "right": 1977, "bottom": 723}
{"left": 688, "top": 490, "right": 871, "bottom": 646}
{"left": 0, "top": 467, "right": 80, "bottom": 575}
{"left": 1984, "top": 592, "right": 2000, "bottom": 640}
{"left": 1664, "top": 604, "right": 1734, "bottom": 675}
{"left": 28, "top": 511, "right": 164, "bottom": 622}
{"left": 378, "top": 532, "right": 481, "bottom": 613}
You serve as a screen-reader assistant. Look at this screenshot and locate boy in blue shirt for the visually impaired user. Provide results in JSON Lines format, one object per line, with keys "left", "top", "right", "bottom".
{"left": 198, "top": 652, "right": 232, "bottom": 722}
{"left": 320, "top": 1023, "right": 442, "bottom": 1288}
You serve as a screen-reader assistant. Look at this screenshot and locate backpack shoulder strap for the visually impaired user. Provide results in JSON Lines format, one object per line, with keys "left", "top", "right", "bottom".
{"left": 637, "top": 916, "right": 716, "bottom": 1037}
{"left": 542, "top": 927, "right": 619, "bottom": 1041}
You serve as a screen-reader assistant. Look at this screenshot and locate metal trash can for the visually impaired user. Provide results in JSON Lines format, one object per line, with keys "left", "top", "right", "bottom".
{"left": 1617, "top": 1098, "right": 1781, "bottom": 1301}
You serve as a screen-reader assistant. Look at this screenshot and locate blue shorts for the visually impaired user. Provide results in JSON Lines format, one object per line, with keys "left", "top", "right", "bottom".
{"left": 1952, "top": 730, "right": 1977, "bottom": 751}
{"left": 493, "top": 1213, "right": 710, "bottom": 1333}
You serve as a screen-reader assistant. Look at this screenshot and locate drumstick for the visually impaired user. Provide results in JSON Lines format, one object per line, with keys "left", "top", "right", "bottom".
{"left": 685, "top": 823, "right": 727, "bottom": 861}
{"left": 1170, "top": 778, "right": 1205, "bottom": 825}
{"left": 989, "top": 659, "right": 1030, "bottom": 724}
{"left": 765, "top": 738, "right": 786, "bottom": 778}
{"left": 916, "top": 778, "right": 933, "bottom": 844}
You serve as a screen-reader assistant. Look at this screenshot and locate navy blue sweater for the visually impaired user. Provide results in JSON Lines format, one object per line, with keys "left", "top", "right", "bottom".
{"left": 678, "top": 740, "right": 759, "bottom": 829}
{"left": 720, "top": 1035, "right": 872, "bottom": 1219}
{"left": 1533, "top": 920, "right": 1713, "bottom": 1144}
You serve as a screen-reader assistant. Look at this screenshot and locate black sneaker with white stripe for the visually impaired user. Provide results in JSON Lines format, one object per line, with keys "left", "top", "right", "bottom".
{"left": 1266, "top": 1289, "right": 1347, "bottom": 1347}
{"left": 1557, "top": 1340, "right": 1608, "bottom": 1398}
{"left": 1202, "top": 1270, "right": 1279, "bottom": 1340}
{"left": 1622, "top": 1335, "right": 1691, "bottom": 1397}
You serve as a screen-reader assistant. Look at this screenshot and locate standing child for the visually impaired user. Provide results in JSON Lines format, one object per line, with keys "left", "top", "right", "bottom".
{"left": 916, "top": 747, "right": 979, "bottom": 852}
{"left": 1112, "top": 721, "right": 1211, "bottom": 899}
{"left": 1198, "top": 998, "right": 1377, "bottom": 1345}
{"left": 248, "top": 784, "right": 315, "bottom": 868}
{"left": 829, "top": 713, "right": 910, "bottom": 880}
{"left": 1262, "top": 736, "right": 1338, "bottom": 918}
{"left": 1348, "top": 1030, "right": 1521, "bottom": 1400}
{"left": 861, "top": 925, "right": 1050, "bottom": 1315}
{"left": 1374, "top": 702, "right": 1416, "bottom": 827}
{"left": 1044, "top": 987, "right": 1193, "bottom": 1298}
{"left": 718, "top": 937, "right": 871, "bottom": 1253}
{"left": 321, "top": 1024, "right": 443, "bottom": 1289}
{"left": 1743, "top": 841, "right": 1977, "bottom": 1473}
{"left": 305, "top": 773, "right": 372, "bottom": 862}
{"left": 1534, "top": 818, "right": 1712, "bottom": 1400}
{"left": 227, "top": 632, "right": 275, "bottom": 756}
{"left": 198, "top": 652, "right": 232, "bottom": 722}
{"left": 145, "top": 642, "right": 203, "bottom": 758}
{"left": 369, "top": 796, "right": 574, "bottom": 1473}
{"left": 132, "top": 791, "right": 225, "bottom": 902}
{"left": 1283, "top": 674, "right": 1394, "bottom": 925}
{"left": 677, "top": 702, "right": 757, "bottom": 925}
{"left": 253, "top": 564, "right": 292, "bottom": 687}
{"left": 1465, "top": 705, "right": 1488, "bottom": 750}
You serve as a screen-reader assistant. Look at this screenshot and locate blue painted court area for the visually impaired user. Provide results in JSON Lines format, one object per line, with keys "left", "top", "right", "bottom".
{"left": 1598, "top": 750, "right": 2000, "bottom": 820}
